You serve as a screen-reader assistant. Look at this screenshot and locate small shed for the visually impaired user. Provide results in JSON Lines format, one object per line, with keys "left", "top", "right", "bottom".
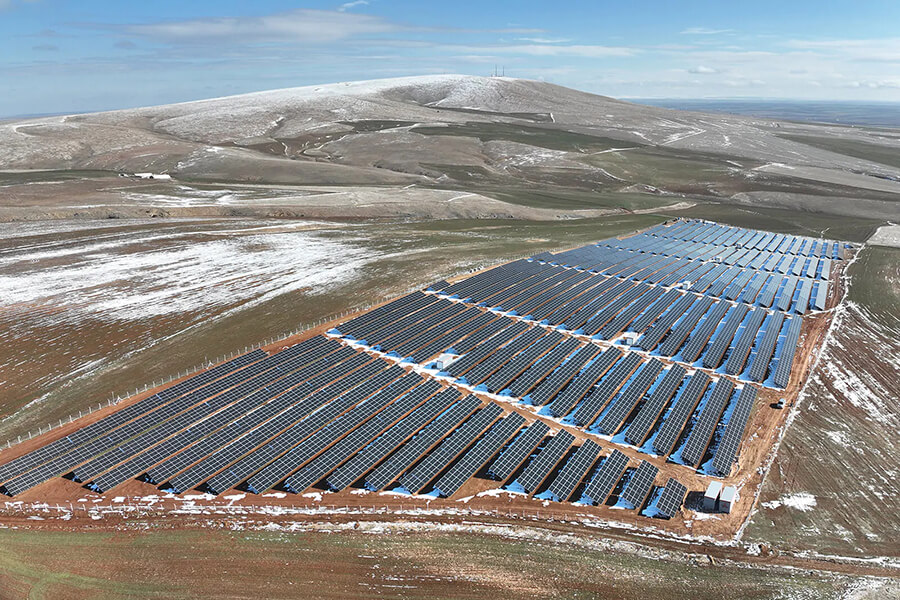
{"left": 719, "top": 486, "right": 737, "bottom": 514}
{"left": 703, "top": 480, "right": 723, "bottom": 511}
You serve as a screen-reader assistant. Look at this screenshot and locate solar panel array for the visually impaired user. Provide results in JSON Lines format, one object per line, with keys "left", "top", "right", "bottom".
{"left": 0, "top": 218, "right": 839, "bottom": 501}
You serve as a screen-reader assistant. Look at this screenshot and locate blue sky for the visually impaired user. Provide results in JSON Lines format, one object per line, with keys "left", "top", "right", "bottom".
{"left": 2, "top": 0, "right": 899, "bottom": 115}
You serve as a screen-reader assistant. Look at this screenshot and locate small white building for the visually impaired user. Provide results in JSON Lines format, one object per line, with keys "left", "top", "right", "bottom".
{"left": 703, "top": 480, "right": 723, "bottom": 511}
{"left": 132, "top": 172, "right": 172, "bottom": 180}
{"left": 620, "top": 331, "right": 640, "bottom": 346}
{"left": 434, "top": 353, "right": 458, "bottom": 371}
{"left": 719, "top": 486, "right": 737, "bottom": 514}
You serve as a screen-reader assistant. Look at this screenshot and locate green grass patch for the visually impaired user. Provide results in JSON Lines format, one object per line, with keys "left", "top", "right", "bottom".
{"left": 779, "top": 133, "right": 900, "bottom": 170}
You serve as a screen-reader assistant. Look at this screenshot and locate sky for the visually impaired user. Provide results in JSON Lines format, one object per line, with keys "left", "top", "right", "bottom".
{"left": 1, "top": 0, "right": 899, "bottom": 116}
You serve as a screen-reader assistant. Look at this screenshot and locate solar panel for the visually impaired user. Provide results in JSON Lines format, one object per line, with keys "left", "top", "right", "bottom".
{"left": 658, "top": 297, "right": 716, "bottom": 357}
{"left": 363, "top": 394, "right": 479, "bottom": 491}
{"left": 398, "top": 402, "right": 503, "bottom": 494}
{"left": 244, "top": 371, "right": 421, "bottom": 494}
{"left": 747, "top": 312, "right": 785, "bottom": 382}
{"left": 487, "top": 420, "right": 550, "bottom": 482}
{"left": 78, "top": 339, "right": 342, "bottom": 486}
{"left": 197, "top": 360, "right": 398, "bottom": 495}
{"left": 582, "top": 449, "right": 629, "bottom": 505}
{"left": 545, "top": 439, "right": 602, "bottom": 501}
{"left": 3, "top": 344, "right": 312, "bottom": 496}
{"left": 547, "top": 347, "right": 621, "bottom": 418}
{"left": 710, "top": 385, "right": 758, "bottom": 477}
{"left": 432, "top": 412, "right": 525, "bottom": 497}
{"left": 570, "top": 352, "right": 642, "bottom": 427}
{"left": 595, "top": 359, "right": 664, "bottom": 436}
{"left": 0, "top": 347, "right": 268, "bottom": 491}
{"left": 651, "top": 371, "right": 711, "bottom": 457}
{"left": 528, "top": 344, "right": 602, "bottom": 407}
{"left": 654, "top": 478, "right": 687, "bottom": 519}
{"left": 679, "top": 378, "right": 736, "bottom": 467}
{"left": 773, "top": 317, "right": 803, "bottom": 388}
{"left": 515, "top": 430, "right": 575, "bottom": 494}
{"left": 638, "top": 294, "right": 696, "bottom": 351}
{"left": 89, "top": 340, "right": 346, "bottom": 492}
{"left": 620, "top": 460, "right": 658, "bottom": 510}
{"left": 507, "top": 338, "right": 582, "bottom": 398}
{"left": 724, "top": 309, "right": 766, "bottom": 375}
{"left": 150, "top": 346, "right": 362, "bottom": 488}
{"left": 624, "top": 364, "right": 686, "bottom": 446}
{"left": 701, "top": 304, "right": 749, "bottom": 369}
{"left": 678, "top": 301, "right": 730, "bottom": 363}
{"left": 325, "top": 388, "right": 460, "bottom": 491}
{"left": 282, "top": 378, "right": 441, "bottom": 494}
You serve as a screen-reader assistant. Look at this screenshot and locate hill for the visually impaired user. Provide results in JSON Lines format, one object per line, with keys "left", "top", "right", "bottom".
{"left": 1, "top": 75, "right": 898, "bottom": 222}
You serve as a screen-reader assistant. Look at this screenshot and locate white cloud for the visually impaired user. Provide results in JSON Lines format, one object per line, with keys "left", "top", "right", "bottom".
{"left": 338, "top": 0, "right": 369, "bottom": 11}
{"left": 680, "top": 27, "right": 733, "bottom": 35}
{"left": 126, "top": 9, "right": 400, "bottom": 44}
{"left": 688, "top": 65, "right": 718, "bottom": 74}
{"left": 516, "top": 37, "right": 571, "bottom": 44}
{"left": 785, "top": 37, "right": 900, "bottom": 62}
{"left": 457, "top": 44, "right": 637, "bottom": 58}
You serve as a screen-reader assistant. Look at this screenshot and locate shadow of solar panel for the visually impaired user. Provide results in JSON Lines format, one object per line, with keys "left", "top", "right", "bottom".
{"left": 546, "top": 439, "right": 601, "bottom": 501}
{"left": 583, "top": 449, "right": 629, "bottom": 505}
{"left": 620, "top": 460, "right": 658, "bottom": 509}
{"left": 516, "top": 430, "right": 575, "bottom": 494}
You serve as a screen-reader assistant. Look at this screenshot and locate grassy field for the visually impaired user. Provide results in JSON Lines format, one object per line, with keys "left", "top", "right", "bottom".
{"left": 0, "top": 527, "right": 875, "bottom": 600}
{"left": 744, "top": 246, "right": 900, "bottom": 558}
{"left": 778, "top": 134, "right": 900, "bottom": 170}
